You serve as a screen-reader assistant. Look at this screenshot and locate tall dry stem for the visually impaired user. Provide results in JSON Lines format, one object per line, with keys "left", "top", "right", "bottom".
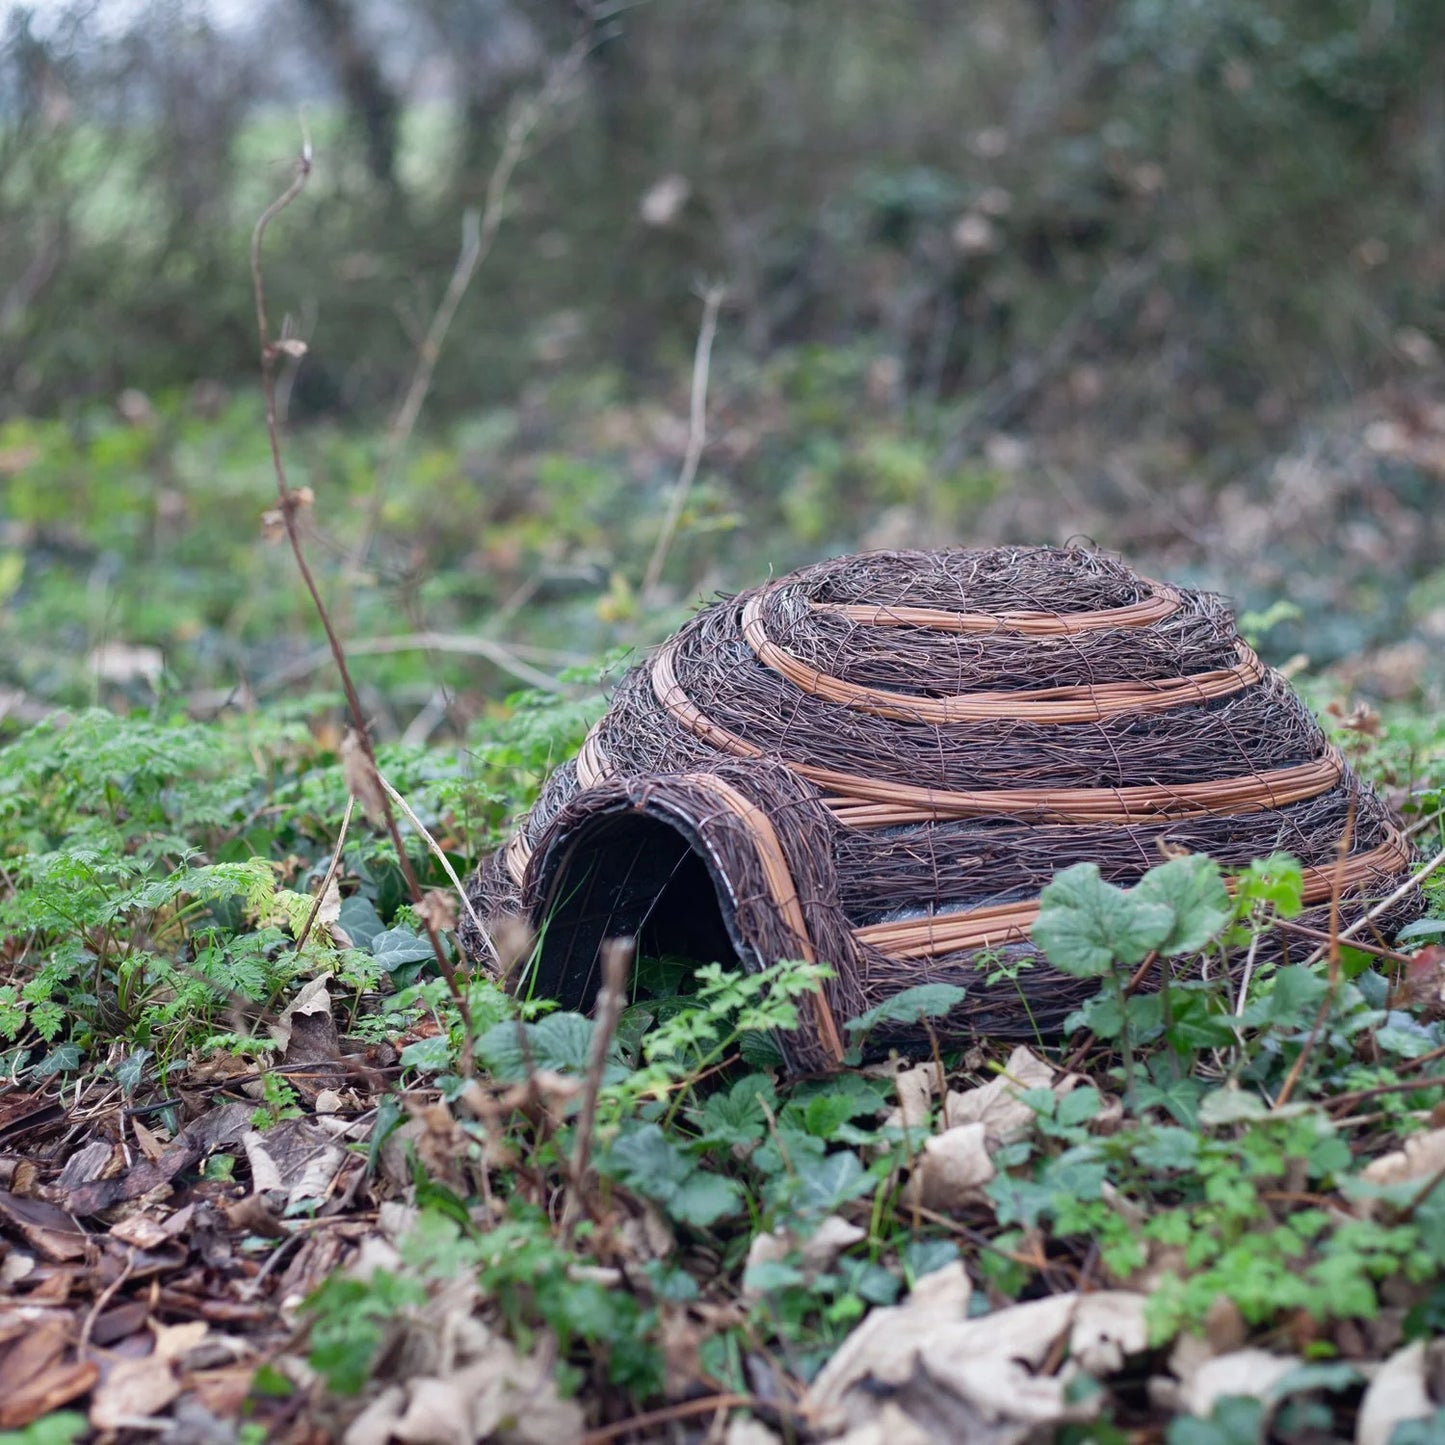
{"left": 250, "top": 136, "right": 474, "bottom": 1069}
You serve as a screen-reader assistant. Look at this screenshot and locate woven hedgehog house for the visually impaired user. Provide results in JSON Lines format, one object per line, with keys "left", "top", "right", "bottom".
{"left": 462, "top": 546, "right": 1419, "bottom": 1072}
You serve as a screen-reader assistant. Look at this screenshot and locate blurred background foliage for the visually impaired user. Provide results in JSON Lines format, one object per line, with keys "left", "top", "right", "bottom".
{"left": 1, "top": 0, "right": 1444, "bottom": 730}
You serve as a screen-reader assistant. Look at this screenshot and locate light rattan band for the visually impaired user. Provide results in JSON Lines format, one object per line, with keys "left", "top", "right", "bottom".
{"left": 678, "top": 772, "right": 845, "bottom": 1063}
{"left": 853, "top": 827, "right": 1414, "bottom": 959}
{"left": 651, "top": 638, "right": 1345, "bottom": 825}
{"left": 743, "top": 593, "right": 1263, "bottom": 724}
{"left": 577, "top": 726, "right": 611, "bottom": 789}
{"left": 503, "top": 725, "right": 615, "bottom": 885}
{"left": 503, "top": 830, "right": 534, "bottom": 886}
{"left": 810, "top": 577, "right": 1182, "bottom": 634}
{"left": 503, "top": 755, "right": 844, "bottom": 1062}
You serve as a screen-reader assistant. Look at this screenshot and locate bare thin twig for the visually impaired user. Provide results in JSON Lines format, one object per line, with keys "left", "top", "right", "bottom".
{"left": 1300, "top": 844, "right": 1445, "bottom": 968}
{"left": 250, "top": 134, "right": 472, "bottom": 1065}
{"left": 354, "top": 38, "right": 589, "bottom": 568}
{"left": 294, "top": 794, "right": 355, "bottom": 953}
{"left": 1277, "top": 816, "right": 1354, "bottom": 1108}
{"left": 642, "top": 284, "right": 726, "bottom": 602}
{"left": 563, "top": 937, "right": 633, "bottom": 1242}
{"left": 374, "top": 769, "right": 491, "bottom": 958}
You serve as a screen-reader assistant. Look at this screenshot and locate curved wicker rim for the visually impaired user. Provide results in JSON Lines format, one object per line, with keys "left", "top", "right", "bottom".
{"left": 743, "top": 592, "right": 1263, "bottom": 723}
{"left": 678, "top": 772, "right": 845, "bottom": 1061}
{"left": 651, "top": 639, "right": 1345, "bottom": 825}
{"left": 809, "top": 576, "right": 1182, "bottom": 634}
{"left": 853, "top": 825, "right": 1413, "bottom": 959}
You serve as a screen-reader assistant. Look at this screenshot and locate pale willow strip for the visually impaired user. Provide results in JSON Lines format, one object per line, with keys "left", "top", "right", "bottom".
{"left": 742, "top": 592, "right": 1263, "bottom": 724}
{"left": 650, "top": 637, "right": 1345, "bottom": 825}
{"left": 677, "top": 773, "right": 845, "bottom": 1064}
{"left": 854, "top": 828, "right": 1414, "bottom": 960}
{"left": 811, "top": 577, "right": 1181, "bottom": 634}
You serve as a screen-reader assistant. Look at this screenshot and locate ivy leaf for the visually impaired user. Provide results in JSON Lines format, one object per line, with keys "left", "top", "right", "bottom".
{"left": 32, "top": 1043, "right": 82, "bottom": 1078}
{"left": 116, "top": 1047, "right": 151, "bottom": 1097}
{"left": 337, "top": 894, "right": 385, "bottom": 950}
{"left": 1133, "top": 855, "right": 1230, "bottom": 956}
{"left": 371, "top": 928, "right": 435, "bottom": 970}
{"left": 903, "top": 1238, "right": 959, "bottom": 1281}
{"left": 1166, "top": 1396, "right": 1265, "bottom": 1445}
{"left": 792, "top": 1149, "right": 873, "bottom": 1213}
{"left": 602, "top": 1123, "right": 741, "bottom": 1227}
{"left": 1033, "top": 864, "right": 1173, "bottom": 977}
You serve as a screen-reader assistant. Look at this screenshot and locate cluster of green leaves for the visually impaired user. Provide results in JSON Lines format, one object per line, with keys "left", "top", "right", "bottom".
{"left": 302, "top": 953, "right": 918, "bottom": 1396}
{"left": 978, "top": 846, "right": 1445, "bottom": 1347}
{"left": 0, "top": 708, "right": 518, "bottom": 1078}
{"left": 1034, "top": 851, "right": 1307, "bottom": 1104}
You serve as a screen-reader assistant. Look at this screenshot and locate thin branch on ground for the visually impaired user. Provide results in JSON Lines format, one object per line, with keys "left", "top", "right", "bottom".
{"left": 250, "top": 134, "right": 472, "bottom": 1066}
{"left": 1300, "top": 843, "right": 1445, "bottom": 969}
{"left": 641, "top": 283, "right": 726, "bottom": 603}
{"left": 353, "top": 37, "right": 590, "bottom": 569}
{"left": 580, "top": 1394, "right": 813, "bottom": 1445}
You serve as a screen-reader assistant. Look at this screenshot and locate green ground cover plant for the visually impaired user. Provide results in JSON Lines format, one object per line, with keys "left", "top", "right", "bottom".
{"left": 0, "top": 679, "right": 1441, "bottom": 1441}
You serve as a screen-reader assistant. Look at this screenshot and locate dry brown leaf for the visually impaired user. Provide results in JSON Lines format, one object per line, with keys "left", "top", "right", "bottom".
{"left": 314, "top": 875, "right": 344, "bottom": 943}
{"left": 0, "top": 1357, "right": 99, "bottom": 1430}
{"left": 89, "top": 1354, "right": 182, "bottom": 1431}
{"left": 415, "top": 888, "right": 460, "bottom": 935}
{"left": 0, "top": 1253, "right": 35, "bottom": 1287}
{"left": 151, "top": 1319, "right": 210, "bottom": 1364}
{"left": 1174, "top": 1348, "right": 1301, "bottom": 1418}
{"left": 812, "top": 1284, "right": 1149, "bottom": 1441}
{"left": 724, "top": 1418, "right": 783, "bottom": 1445}
{"left": 0, "top": 1190, "right": 91, "bottom": 1261}
{"left": 342, "top": 730, "right": 389, "bottom": 826}
{"left": 269, "top": 972, "right": 334, "bottom": 1054}
{"left": 344, "top": 1385, "right": 408, "bottom": 1445}
{"left": 882, "top": 1064, "right": 935, "bottom": 1136}
{"left": 131, "top": 1118, "right": 169, "bottom": 1161}
{"left": 1356, "top": 1340, "right": 1436, "bottom": 1445}
{"left": 808, "top": 1262, "right": 973, "bottom": 1410}
{"left": 1362, "top": 1127, "right": 1445, "bottom": 1188}
{"left": 242, "top": 1118, "right": 347, "bottom": 1209}
{"left": 1069, "top": 1292, "right": 1148, "bottom": 1375}
{"left": 833, "top": 1400, "right": 936, "bottom": 1445}
{"left": 744, "top": 1215, "right": 865, "bottom": 1298}
{"left": 943, "top": 1045, "right": 1056, "bottom": 1143}
{"left": 393, "top": 1376, "right": 471, "bottom": 1445}
{"left": 55, "top": 1140, "right": 117, "bottom": 1192}
{"left": 109, "top": 1213, "right": 171, "bottom": 1250}
{"left": 911, "top": 1122, "right": 995, "bottom": 1209}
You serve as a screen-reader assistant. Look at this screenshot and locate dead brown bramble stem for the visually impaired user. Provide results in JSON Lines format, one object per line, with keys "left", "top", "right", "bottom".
{"left": 249, "top": 139, "right": 473, "bottom": 1069}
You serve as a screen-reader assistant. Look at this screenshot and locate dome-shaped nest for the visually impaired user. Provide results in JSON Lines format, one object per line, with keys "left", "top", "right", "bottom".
{"left": 462, "top": 546, "right": 1419, "bottom": 1071}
